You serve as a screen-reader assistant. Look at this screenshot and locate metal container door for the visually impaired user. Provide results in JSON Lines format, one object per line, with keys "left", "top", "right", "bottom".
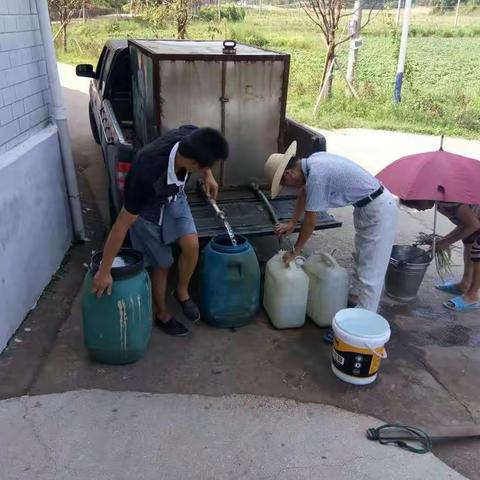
{"left": 131, "top": 48, "right": 156, "bottom": 145}
{"left": 158, "top": 60, "right": 223, "bottom": 179}
{"left": 223, "top": 60, "right": 285, "bottom": 186}
{"left": 158, "top": 60, "right": 222, "bottom": 132}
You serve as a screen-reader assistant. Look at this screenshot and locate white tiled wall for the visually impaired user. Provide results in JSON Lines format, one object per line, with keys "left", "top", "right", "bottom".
{"left": 0, "top": 0, "right": 51, "bottom": 152}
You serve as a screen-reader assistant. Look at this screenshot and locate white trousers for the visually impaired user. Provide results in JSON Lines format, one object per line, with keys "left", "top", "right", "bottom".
{"left": 351, "top": 189, "right": 399, "bottom": 312}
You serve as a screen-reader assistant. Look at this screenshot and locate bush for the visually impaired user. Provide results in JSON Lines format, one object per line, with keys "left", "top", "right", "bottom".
{"left": 107, "top": 21, "right": 121, "bottom": 33}
{"left": 141, "top": 5, "right": 170, "bottom": 31}
{"left": 199, "top": 5, "right": 246, "bottom": 23}
{"left": 229, "top": 27, "right": 269, "bottom": 47}
{"left": 244, "top": 32, "right": 268, "bottom": 47}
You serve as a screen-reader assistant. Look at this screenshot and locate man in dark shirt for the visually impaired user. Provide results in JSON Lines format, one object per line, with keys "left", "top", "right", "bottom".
{"left": 92, "top": 125, "right": 229, "bottom": 336}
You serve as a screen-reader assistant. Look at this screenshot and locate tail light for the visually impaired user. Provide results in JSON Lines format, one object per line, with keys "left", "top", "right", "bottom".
{"left": 117, "top": 161, "right": 132, "bottom": 195}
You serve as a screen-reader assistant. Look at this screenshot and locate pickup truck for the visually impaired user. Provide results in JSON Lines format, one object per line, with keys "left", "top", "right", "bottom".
{"left": 76, "top": 39, "right": 340, "bottom": 238}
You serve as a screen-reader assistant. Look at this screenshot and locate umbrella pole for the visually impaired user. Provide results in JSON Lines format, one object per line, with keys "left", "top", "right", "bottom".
{"left": 432, "top": 201, "right": 442, "bottom": 281}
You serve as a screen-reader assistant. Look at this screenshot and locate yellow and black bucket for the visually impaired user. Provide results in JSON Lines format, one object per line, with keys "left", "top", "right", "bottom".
{"left": 331, "top": 309, "right": 391, "bottom": 385}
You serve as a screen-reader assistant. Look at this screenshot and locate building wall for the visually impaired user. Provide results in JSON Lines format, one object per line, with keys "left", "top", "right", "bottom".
{"left": 0, "top": 0, "right": 50, "bottom": 152}
{"left": 0, "top": 0, "right": 73, "bottom": 351}
{"left": 0, "top": 126, "right": 72, "bottom": 351}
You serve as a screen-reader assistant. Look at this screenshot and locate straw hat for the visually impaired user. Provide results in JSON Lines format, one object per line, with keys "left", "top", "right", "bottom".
{"left": 264, "top": 141, "right": 297, "bottom": 199}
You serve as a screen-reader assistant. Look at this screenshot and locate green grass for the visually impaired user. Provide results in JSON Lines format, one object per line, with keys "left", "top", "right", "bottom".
{"left": 55, "top": 7, "right": 480, "bottom": 138}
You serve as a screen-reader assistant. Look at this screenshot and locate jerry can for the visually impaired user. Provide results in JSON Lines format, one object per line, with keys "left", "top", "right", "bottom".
{"left": 304, "top": 252, "right": 349, "bottom": 327}
{"left": 263, "top": 252, "right": 310, "bottom": 329}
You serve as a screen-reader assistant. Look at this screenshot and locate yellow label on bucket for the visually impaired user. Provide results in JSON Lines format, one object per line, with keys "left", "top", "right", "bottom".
{"left": 333, "top": 338, "right": 385, "bottom": 377}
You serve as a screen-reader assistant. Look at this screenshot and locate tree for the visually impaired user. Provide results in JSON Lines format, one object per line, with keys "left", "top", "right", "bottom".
{"left": 299, "top": 0, "right": 378, "bottom": 104}
{"left": 48, "top": 0, "right": 84, "bottom": 52}
{"left": 173, "top": 0, "right": 193, "bottom": 39}
{"left": 139, "top": 0, "right": 193, "bottom": 39}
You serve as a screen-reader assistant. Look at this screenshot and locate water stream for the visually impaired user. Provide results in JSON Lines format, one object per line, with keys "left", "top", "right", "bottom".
{"left": 208, "top": 196, "right": 237, "bottom": 246}
{"left": 223, "top": 219, "right": 237, "bottom": 246}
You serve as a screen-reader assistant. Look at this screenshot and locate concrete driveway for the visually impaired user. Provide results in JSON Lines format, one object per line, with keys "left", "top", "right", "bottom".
{"left": 0, "top": 63, "right": 479, "bottom": 479}
{"left": 0, "top": 390, "right": 466, "bottom": 480}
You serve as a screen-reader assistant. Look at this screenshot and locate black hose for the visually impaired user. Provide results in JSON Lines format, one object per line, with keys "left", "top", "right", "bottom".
{"left": 366, "top": 424, "right": 433, "bottom": 454}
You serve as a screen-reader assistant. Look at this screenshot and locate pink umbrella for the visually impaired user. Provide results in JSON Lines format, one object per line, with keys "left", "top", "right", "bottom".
{"left": 376, "top": 142, "right": 480, "bottom": 281}
{"left": 376, "top": 149, "right": 480, "bottom": 204}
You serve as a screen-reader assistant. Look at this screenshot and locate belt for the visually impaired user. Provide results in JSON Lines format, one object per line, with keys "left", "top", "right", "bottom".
{"left": 354, "top": 186, "right": 384, "bottom": 208}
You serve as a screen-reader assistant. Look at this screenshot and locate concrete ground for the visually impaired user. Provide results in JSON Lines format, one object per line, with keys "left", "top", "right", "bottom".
{"left": 1, "top": 63, "right": 480, "bottom": 479}
{"left": 0, "top": 390, "right": 466, "bottom": 480}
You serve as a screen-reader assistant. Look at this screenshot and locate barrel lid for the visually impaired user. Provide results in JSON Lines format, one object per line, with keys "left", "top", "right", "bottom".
{"left": 333, "top": 308, "right": 390, "bottom": 339}
{"left": 90, "top": 248, "right": 144, "bottom": 280}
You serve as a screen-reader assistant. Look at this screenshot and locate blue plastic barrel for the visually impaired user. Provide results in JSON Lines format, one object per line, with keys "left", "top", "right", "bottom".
{"left": 200, "top": 234, "right": 260, "bottom": 328}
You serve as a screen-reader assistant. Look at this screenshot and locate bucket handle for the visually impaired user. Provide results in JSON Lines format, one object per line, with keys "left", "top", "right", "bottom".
{"left": 364, "top": 344, "right": 387, "bottom": 359}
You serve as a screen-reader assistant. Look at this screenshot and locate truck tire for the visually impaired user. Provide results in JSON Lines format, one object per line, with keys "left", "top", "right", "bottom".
{"left": 89, "top": 103, "right": 101, "bottom": 144}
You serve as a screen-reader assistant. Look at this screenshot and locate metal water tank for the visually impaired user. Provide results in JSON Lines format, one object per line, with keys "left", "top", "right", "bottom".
{"left": 129, "top": 39, "right": 290, "bottom": 186}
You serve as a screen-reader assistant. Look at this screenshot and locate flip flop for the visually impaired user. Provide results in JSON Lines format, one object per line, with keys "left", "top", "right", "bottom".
{"left": 443, "top": 296, "right": 480, "bottom": 312}
{"left": 323, "top": 329, "right": 334, "bottom": 345}
{"left": 435, "top": 281, "right": 463, "bottom": 295}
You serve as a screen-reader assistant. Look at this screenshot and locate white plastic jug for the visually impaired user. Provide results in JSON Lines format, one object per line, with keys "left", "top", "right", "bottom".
{"left": 263, "top": 252, "right": 310, "bottom": 329}
{"left": 304, "top": 252, "right": 349, "bottom": 327}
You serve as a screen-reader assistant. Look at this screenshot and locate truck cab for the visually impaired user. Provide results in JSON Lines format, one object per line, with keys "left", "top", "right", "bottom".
{"left": 76, "top": 40, "right": 340, "bottom": 238}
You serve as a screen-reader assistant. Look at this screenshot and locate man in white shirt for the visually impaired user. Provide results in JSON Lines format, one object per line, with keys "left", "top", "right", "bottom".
{"left": 265, "top": 141, "right": 398, "bottom": 316}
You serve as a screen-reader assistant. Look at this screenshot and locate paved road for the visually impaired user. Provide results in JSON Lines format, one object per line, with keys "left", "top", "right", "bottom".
{"left": 314, "top": 127, "right": 480, "bottom": 176}
{"left": 58, "top": 63, "right": 110, "bottom": 227}
{"left": 0, "top": 390, "right": 466, "bottom": 480}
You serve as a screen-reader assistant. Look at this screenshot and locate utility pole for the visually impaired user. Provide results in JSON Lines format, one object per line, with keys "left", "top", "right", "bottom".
{"left": 454, "top": 0, "right": 461, "bottom": 27}
{"left": 393, "top": 0, "right": 412, "bottom": 103}
{"left": 82, "top": 0, "right": 86, "bottom": 24}
{"left": 395, "top": 0, "right": 402, "bottom": 27}
{"left": 346, "top": 0, "right": 363, "bottom": 90}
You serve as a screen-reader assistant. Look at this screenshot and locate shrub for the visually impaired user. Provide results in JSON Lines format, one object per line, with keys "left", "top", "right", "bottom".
{"left": 199, "top": 5, "right": 246, "bottom": 23}
{"left": 244, "top": 32, "right": 268, "bottom": 47}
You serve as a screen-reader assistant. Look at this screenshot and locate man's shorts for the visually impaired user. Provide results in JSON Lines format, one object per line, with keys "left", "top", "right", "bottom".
{"left": 129, "top": 193, "right": 197, "bottom": 268}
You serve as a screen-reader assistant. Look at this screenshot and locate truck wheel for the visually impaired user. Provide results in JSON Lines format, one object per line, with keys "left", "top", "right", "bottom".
{"left": 89, "top": 104, "right": 101, "bottom": 144}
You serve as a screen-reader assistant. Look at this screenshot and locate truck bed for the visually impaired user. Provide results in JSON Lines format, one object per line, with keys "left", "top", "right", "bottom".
{"left": 188, "top": 188, "right": 340, "bottom": 238}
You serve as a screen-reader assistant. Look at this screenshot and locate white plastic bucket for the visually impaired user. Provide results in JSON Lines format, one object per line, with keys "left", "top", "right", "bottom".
{"left": 331, "top": 308, "right": 391, "bottom": 385}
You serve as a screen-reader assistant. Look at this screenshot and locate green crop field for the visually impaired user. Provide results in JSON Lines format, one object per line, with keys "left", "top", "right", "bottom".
{"left": 54, "top": 6, "right": 480, "bottom": 138}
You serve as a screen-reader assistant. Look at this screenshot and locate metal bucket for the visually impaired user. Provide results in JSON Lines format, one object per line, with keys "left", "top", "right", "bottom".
{"left": 384, "top": 245, "right": 432, "bottom": 302}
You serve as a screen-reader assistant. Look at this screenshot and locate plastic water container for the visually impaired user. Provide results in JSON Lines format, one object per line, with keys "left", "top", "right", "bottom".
{"left": 263, "top": 252, "right": 310, "bottom": 329}
{"left": 82, "top": 249, "right": 152, "bottom": 365}
{"left": 304, "top": 252, "right": 349, "bottom": 327}
{"left": 200, "top": 234, "right": 261, "bottom": 328}
{"left": 331, "top": 308, "right": 391, "bottom": 385}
